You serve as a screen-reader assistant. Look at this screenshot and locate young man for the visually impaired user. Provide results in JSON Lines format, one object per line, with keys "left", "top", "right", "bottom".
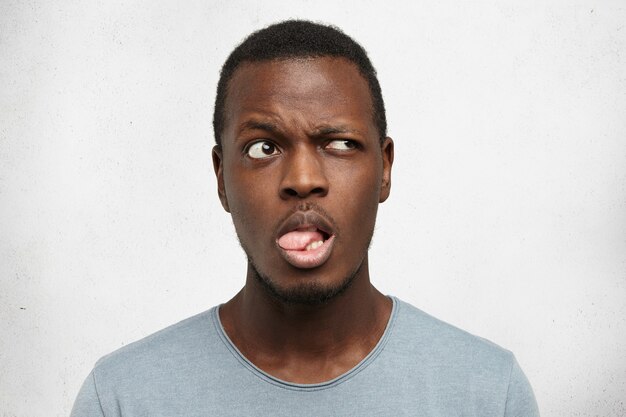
{"left": 71, "top": 20, "right": 539, "bottom": 416}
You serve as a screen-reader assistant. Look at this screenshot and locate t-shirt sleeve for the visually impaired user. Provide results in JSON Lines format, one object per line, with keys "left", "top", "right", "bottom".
{"left": 70, "top": 371, "right": 106, "bottom": 417}
{"left": 504, "top": 358, "right": 540, "bottom": 417}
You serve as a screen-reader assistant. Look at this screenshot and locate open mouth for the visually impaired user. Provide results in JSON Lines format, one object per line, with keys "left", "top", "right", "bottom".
{"left": 275, "top": 212, "right": 336, "bottom": 269}
{"left": 277, "top": 226, "right": 331, "bottom": 252}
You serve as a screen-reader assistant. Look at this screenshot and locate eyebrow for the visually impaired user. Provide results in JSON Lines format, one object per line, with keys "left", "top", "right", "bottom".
{"left": 237, "top": 120, "right": 280, "bottom": 135}
{"left": 236, "top": 120, "right": 362, "bottom": 137}
{"left": 313, "top": 125, "right": 361, "bottom": 136}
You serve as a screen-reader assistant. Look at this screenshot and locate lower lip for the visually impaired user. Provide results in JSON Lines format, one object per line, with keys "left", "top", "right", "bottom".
{"left": 277, "top": 235, "right": 336, "bottom": 269}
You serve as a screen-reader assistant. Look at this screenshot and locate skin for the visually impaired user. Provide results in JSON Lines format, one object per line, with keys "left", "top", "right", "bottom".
{"left": 212, "top": 57, "right": 394, "bottom": 383}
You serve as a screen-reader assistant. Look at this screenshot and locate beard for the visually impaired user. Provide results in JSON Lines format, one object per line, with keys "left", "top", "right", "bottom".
{"left": 232, "top": 201, "right": 375, "bottom": 306}
{"left": 246, "top": 258, "right": 362, "bottom": 306}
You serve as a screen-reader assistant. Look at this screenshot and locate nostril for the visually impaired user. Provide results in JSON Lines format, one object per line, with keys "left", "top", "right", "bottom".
{"left": 281, "top": 185, "right": 327, "bottom": 198}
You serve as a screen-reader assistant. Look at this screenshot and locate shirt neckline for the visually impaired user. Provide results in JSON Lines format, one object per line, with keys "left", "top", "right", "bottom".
{"left": 211, "top": 296, "right": 399, "bottom": 391}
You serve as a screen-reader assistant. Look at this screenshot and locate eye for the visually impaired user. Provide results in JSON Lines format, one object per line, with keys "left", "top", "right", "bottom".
{"left": 325, "top": 140, "right": 358, "bottom": 151}
{"left": 246, "top": 141, "right": 280, "bottom": 159}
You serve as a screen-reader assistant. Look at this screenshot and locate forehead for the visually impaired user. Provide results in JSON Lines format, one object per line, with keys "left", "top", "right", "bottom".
{"left": 222, "top": 57, "right": 376, "bottom": 140}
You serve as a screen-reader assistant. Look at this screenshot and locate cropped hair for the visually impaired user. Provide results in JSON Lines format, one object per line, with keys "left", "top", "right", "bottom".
{"left": 212, "top": 20, "right": 387, "bottom": 146}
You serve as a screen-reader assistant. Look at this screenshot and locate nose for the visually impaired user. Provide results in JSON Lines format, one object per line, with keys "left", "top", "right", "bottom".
{"left": 279, "top": 146, "right": 329, "bottom": 199}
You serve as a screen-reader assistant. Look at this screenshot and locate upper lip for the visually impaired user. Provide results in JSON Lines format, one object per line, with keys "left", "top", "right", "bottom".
{"left": 276, "top": 210, "right": 335, "bottom": 241}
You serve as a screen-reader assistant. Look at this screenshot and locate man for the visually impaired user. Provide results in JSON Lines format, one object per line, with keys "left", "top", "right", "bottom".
{"left": 71, "top": 20, "right": 539, "bottom": 416}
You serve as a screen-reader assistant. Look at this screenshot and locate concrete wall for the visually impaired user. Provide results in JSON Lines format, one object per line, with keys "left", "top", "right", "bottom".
{"left": 1, "top": 1, "right": 625, "bottom": 415}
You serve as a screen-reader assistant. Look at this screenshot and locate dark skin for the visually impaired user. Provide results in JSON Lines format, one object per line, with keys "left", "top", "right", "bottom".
{"left": 212, "top": 57, "right": 394, "bottom": 383}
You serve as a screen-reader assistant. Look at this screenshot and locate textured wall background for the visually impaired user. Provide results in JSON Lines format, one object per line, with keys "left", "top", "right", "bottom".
{"left": 1, "top": 1, "right": 625, "bottom": 416}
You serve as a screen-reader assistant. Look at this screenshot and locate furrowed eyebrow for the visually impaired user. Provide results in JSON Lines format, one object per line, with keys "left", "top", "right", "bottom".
{"left": 236, "top": 121, "right": 361, "bottom": 137}
{"left": 237, "top": 120, "right": 280, "bottom": 135}
{"left": 313, "top": 125, "right": 361, "bottom": 136}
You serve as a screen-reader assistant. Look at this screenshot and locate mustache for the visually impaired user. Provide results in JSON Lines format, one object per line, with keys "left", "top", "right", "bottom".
{"left": 273, "top": 202, "right": 340, "bottom": 238}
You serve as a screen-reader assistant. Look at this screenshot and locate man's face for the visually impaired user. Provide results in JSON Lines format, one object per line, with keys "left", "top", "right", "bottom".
{"left": 213, "top": 57, "right": 393, "bottom": 304}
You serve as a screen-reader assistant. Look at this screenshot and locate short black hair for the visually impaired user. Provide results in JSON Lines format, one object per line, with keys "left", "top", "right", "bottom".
{"left": 212, "top": 20, "right": 387, "bottom": 147}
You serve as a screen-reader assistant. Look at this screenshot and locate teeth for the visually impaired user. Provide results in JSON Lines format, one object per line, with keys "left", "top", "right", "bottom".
{"left": 305, "top": 240, "right": 324, "bottom": 251}
{"left": 301, "top": 226, "right": 317, "bottom": 232}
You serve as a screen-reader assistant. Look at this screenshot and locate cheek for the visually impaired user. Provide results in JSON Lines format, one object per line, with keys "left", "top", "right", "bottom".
{"left": 224, "top": 170, "right": 277, "bottom": 239}
{"left": 329, "top": 159, "right": 383, "bottom": 222}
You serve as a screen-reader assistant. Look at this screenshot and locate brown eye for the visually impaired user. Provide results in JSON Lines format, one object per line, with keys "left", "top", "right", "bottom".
{"left": 246, "top": 141, "right": 280, "bottom": 159}
{"left": 326, "top": 140, "right": 357, "bottom": 150}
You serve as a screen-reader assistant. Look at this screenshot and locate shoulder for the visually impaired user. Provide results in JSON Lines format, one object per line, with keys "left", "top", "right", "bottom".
{"left": 73, "top": 306, "right": 242, "bottom": 416}
{"left": 92, "top": 307, "right": 223, "bottom": 379}
{"left": 388, "top": 297, "right": 517, "bottom": 382}
{"left": 375, "top": 298, "right": 539, "bottom": 416}
{"left": 393, "top": 297, "right": 514, "bottom": 357}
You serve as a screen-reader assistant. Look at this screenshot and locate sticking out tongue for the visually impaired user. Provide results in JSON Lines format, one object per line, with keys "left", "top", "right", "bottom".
{"left": 278, "top": 230, "right": 324, "bottom": 251}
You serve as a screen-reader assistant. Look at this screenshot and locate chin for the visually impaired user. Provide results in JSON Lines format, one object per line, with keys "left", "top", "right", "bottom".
{"left": 250, "top": 262, "right": 358, "bottom": 306}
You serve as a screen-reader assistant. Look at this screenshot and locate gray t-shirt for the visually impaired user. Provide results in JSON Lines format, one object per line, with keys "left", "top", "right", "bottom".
{"left": 71, "top": 297, "right": 539, "bottom": 416}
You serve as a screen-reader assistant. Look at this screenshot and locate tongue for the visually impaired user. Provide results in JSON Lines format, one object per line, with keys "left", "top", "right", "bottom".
{"left": 278, "top": 230, "right": 324, "bottom": 251}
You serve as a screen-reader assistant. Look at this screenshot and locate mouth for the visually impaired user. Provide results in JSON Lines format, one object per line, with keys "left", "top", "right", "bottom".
{"left": 275, "top": 211, "right": 336, "bottom": 270}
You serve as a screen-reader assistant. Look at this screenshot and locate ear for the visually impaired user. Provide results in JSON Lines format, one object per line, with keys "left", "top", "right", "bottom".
{"left": 212, "top": 145, "right": 230, "bottom": 212}
{"left": 379, "top": 137, "right": 394, "bottom": 203}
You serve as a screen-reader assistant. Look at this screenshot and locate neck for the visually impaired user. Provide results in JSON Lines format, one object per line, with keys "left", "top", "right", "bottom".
{"left": 219, "top": 256, "right": 392, "bottom": 383}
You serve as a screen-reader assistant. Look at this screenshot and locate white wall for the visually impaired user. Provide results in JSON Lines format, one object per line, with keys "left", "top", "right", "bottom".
{"left": 1, "top": 1, "right": 625, "bottom": 416}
